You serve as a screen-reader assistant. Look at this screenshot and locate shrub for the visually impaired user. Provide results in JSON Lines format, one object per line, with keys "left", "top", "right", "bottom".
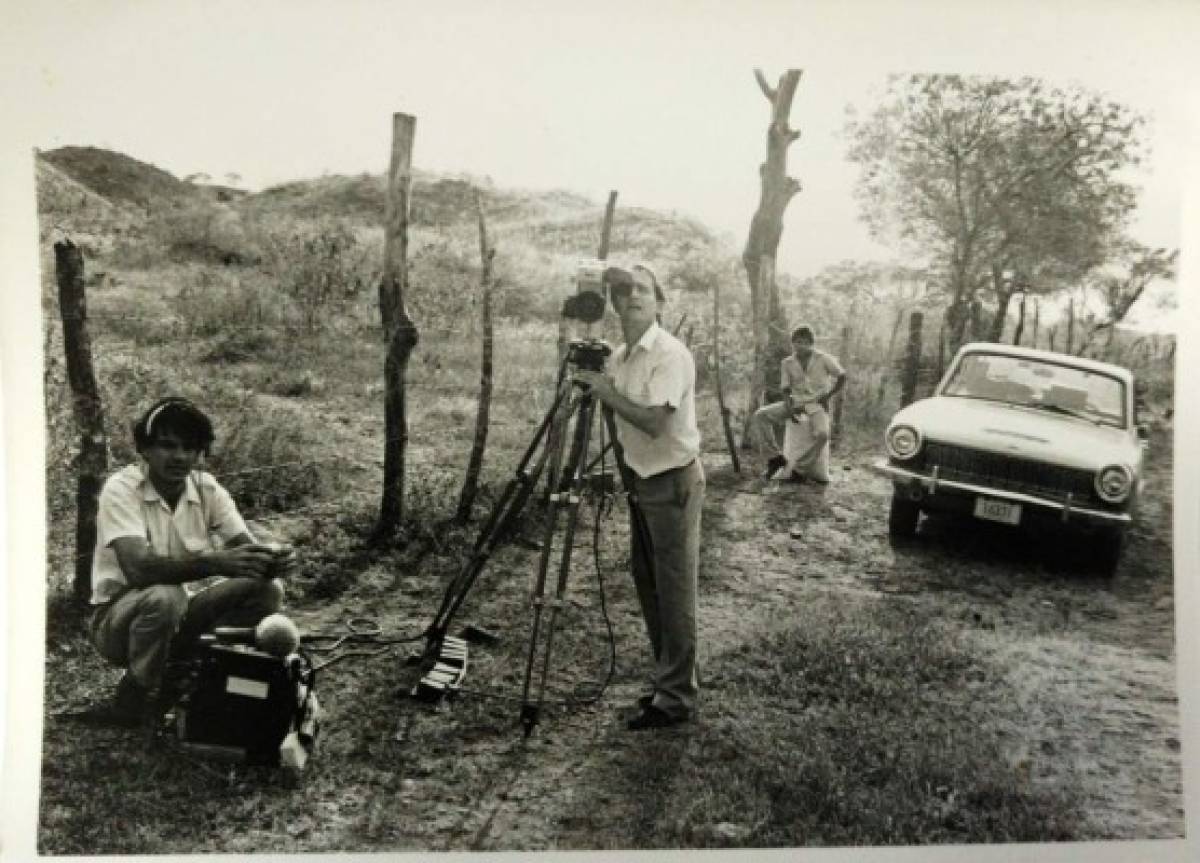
{"left": 203, "top": 392, "right": 329, "bottom": 518}
{"left": 256, "top": 219, "right": 375, "bottom": 333}
{"left": 171, "top": 265, "right": 280, "bottom": 339}
{"left": 154, "top": 201, "right": 255, "bottom": 264}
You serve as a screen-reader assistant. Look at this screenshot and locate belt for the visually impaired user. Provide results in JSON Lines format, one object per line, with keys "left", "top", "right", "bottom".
{"left": 636, "top": 458, "right": 697, "bottom": 482}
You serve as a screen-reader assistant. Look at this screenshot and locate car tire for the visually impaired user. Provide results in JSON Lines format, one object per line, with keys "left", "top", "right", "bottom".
{"left": 1093, "top": 527, "right": 1126, "bottom": 578}
{"left": 889, "top": 493, "right": 920, "bottom": 539}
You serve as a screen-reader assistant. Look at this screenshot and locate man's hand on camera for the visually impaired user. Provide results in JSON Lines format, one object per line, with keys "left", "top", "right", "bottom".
{"left": 261, "top": 542, "right": 299, "bottom": 578}
{"left": 208, "top": 545, "right": 278, "bottom": 580}
{"left": 573, "top": 370, "right": 615, "bottom": 402}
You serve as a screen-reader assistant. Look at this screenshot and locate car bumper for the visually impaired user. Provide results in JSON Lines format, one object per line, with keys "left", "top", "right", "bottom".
{"left": 871, "top": 460, "right": 1132, "bottom": 526}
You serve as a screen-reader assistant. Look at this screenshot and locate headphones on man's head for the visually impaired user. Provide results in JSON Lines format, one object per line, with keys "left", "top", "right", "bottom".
{"left": 133, "top": 396, "right": 214, "bottom": 456}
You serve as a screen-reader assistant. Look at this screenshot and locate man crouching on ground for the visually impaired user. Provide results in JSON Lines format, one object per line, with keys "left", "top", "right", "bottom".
{"left": 86, "top": 397, "right": 295, "bottom": 727}
{"left": 574, "top": 263, "right": 705, "bottom": 731}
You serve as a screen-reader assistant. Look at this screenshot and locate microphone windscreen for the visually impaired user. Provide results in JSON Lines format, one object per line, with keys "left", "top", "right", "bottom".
{"left": 255, "top": 613, "right": 300, "bottom": 657}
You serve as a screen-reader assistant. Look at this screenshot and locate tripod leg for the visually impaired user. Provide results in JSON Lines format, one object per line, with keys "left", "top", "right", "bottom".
{"left": 426, "top": 382, "right": 571, "bottom": 648}
{"left": 525, "top": 394, "right": 598, "bottom": 733}
{"left": 519, "top": 388, "right": 579, "bottom": 735}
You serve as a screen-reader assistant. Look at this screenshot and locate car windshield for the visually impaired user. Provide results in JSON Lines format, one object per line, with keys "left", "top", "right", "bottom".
{"left": 941, "top": 352, "right": 1127, "bottom": 428}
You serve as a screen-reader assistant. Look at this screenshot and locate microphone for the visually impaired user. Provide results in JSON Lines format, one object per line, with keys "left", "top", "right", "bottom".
{"left": 211, "top": 613, "right": 300, "bottom": 657}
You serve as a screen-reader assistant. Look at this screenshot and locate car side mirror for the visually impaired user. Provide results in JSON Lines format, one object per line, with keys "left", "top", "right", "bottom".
{"left": 1136, "top": 422, "right": 1150, "bottom": 441}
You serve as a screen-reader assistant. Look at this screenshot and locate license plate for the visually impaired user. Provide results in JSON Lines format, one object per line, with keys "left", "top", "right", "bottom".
{"left": 974, "top": 497, "right": 1021, "bottom": 525}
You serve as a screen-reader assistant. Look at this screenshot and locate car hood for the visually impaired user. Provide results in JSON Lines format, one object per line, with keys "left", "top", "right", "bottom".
{"left": 892, "top": 396, "right": 1139, "bottom": 470}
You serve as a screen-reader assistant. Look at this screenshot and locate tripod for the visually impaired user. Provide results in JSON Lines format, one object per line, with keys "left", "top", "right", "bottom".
{"left": 421, "top": 339, "right": 649, "bottom": 736}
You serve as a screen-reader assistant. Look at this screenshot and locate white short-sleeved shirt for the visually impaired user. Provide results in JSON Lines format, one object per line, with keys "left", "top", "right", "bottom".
{"left": 90, "top": 464, "right": 249, "bottom": 604}
{"left": 611, "top": 322, "right": 701, "bottom": 478}
{"left": 782, "top": 348, "right": 845, "bottom": 402}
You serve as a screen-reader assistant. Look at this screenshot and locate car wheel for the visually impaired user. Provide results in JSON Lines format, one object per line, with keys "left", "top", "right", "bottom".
{"left": 1093, "top": 527, "right": 1126, "bottom": 578}
{"left": 889, "top": 493, "right": 920, "bottom": 539}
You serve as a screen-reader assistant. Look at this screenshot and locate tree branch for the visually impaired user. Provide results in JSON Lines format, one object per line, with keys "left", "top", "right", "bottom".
{"left": 754, "top": 68, "right": 776, "bottom": 102}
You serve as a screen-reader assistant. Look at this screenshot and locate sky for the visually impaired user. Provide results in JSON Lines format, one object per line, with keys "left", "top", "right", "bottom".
{"left": 1, "top": 0, "right": 1195, "bottom": 329}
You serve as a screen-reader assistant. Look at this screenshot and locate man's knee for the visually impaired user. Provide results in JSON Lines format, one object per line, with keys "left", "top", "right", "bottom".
{"left": 260, "top": 578, "right": 285, "bottom": 612}
{"left": 812, "top": 427, "right": 830, "bottom": 444}
{"left": 140, "top": 585, "right": 188, "bottom": 624}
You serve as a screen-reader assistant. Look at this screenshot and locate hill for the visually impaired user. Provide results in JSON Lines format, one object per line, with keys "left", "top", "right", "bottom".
{"left": 240, "top": 171, "right": 598, "bottom": 231}
{"left": 34, "top": 145, "right": 731, "bottom": 270}
{"left": 40, "top": 146, "right": 203, "bottom": 211}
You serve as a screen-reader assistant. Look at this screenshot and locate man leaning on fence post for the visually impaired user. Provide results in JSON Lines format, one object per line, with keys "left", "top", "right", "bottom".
{"left": 573, "top": 263, "right": 705, "bottom": 731}
{"left": 750, "top": 325, "right": 847, "bottom": 482}
{"left": 81, "top": 397, "right": 297, "bottom": 729}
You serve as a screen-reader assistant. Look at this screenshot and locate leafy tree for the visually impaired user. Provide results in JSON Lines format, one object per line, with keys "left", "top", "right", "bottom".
{"left": 846, "top": 75, "right": 1145, "bottom": 352}
{"left": 1076, "top": 242, "right": 1178, "bottom": 354}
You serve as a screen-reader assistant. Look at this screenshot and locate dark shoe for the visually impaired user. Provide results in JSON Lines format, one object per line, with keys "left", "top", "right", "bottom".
{"left": 65, "top": 674, "right": 151, "bottom": 729}
{"left": 788, "top": 471, "right": 808, "bottom": 484}
{"left": 636, "top": 692, "right": 655, "bottom": 710}
{"left": 762, "top": 455, "right": 786, "bottom": 479}
{"left": 626, "top": 704, "right": 690, "bottom": 731}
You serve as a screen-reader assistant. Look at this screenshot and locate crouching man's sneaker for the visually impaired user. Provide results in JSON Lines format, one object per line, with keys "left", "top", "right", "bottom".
{"left": 762, "top": 455, "right": 786, "bottom": 479}
{"left": 68, "top": 673, "right": 157, "bottom": 729}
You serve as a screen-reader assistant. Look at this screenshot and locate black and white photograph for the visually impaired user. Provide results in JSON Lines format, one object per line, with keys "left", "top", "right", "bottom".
{"left": 2, "top": 1, "right": 1198, "bottom": 860}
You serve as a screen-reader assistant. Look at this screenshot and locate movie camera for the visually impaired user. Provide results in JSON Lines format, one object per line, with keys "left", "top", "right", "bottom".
{"left": 560, "top": 259, "right": 634, "bottom": 326}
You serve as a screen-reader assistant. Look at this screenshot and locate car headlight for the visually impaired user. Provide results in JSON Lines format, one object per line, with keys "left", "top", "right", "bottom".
{"left": 1095, "top": 465, "right": 1133, "bottom": 503}
{"left": 885, "top": 424, "right": 922, "bottom": 461}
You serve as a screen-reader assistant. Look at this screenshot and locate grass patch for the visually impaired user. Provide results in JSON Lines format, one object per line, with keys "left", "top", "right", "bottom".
{"left": 571, "top": 593, "right": 1081, "bottom": 848}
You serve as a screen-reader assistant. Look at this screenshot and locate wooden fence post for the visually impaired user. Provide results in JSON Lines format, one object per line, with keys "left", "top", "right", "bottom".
{"left": 1066, "top": 297, "right": 1075, "bottom": 356}
{"left": 55, "top": 239, "right": 109, "bottom": 602}
{"left": 559, "top": 191, "right": 617, "bottom": 367}
{"left": 1012, "top": 293, "right": 1027, "bottom": 346}
{"left": 374, "top": 113, "right": 419, "bottom": 542}
{"left": 832, "top": 323, "right": 851, "bottom": 445}
{"left": 876, "top": 306, "right": 906, "bottom": 405}
{"left": 712, "top": 268, "right": 741, "bottom": 473}
{"left": 455, "top": 190, "right": 495, "bottom": 525}
{"left": 900, "top": 311, "right": 923, "bottom": 407}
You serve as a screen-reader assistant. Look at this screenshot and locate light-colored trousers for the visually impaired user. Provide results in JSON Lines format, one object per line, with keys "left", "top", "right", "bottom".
{"left": 750, "top": 400, "right": 830, "bottom": 472}
{"left": 630, "top": 459, "right": 705, "bottom": 716}
{"left": 90, "top": 577, "right": 285, "bottom": 689}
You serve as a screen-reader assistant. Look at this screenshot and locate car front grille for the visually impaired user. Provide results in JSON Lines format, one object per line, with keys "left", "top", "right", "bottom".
{"left": 916, "top": 441, "right": 1099, "bottom": 505}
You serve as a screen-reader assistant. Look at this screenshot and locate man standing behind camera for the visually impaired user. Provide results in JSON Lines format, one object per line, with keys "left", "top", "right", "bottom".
{"left": 574, "top": 264, "right": 704, "bottom": 730}
{"left": 85, "top": 397, "right": 296, "bottom": 728}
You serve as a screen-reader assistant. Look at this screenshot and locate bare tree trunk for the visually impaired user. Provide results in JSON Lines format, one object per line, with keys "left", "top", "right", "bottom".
{"left": 1031, "top": 300, "right": 1040, "bottom": 349}
{"left": 455, "top": 191, "right": 495, "bottom": 525}
{"left": 55, "top": 239, "right": 109, "bottom": 602}
{"left": 747, "top": 254, "right": 775, "bottom": 436}
{"left": 374, "top": 113, "right": 419, "bottom": 542}
{"left": 741, "top": 68, "right": 803, "bottom": 440}
{"left": 901, "top": 311, "right": 924, "bottom": 407}
{"left": 1047, "top": 326, "right": 1058, "bottom": 353}
{"left": 1012, "top": 293, "right": 1027, "bottom": 346}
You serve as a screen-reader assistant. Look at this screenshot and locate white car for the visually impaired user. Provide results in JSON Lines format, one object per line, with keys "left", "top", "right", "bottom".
{"left": 872, "top": 343, "right": 1147, "bottom": 575}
